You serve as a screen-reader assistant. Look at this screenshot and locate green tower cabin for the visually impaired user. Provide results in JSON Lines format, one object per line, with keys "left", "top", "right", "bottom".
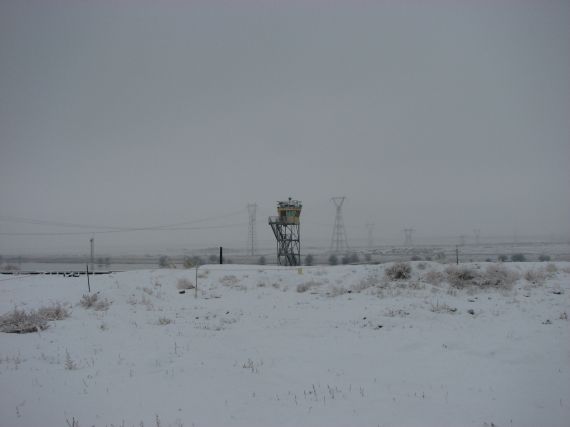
{"left": 268, "top": 198, "right": 302, "bottom": 266}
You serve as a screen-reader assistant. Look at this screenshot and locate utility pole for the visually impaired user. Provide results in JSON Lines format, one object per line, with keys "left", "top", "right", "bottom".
{"left": 365, "top": 223, "right": 374, "bottom": 248}
{"left": 403, "top": 228, "right": 414, "bottom": 246}
{"left": 247, "top": 203, "right": 258, "bottom": 256}
{"left": 330, "top": 197, "right": 349, "bottom": 253}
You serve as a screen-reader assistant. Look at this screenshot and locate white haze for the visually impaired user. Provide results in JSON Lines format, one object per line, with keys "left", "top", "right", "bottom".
{"left": 1, "top": 0, "right": 569, "bottom": 255}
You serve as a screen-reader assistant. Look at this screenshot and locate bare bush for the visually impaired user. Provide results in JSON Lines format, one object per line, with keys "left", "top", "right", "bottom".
{"left": 524, "top": 269, "right": 547, "bottom": 285}
{"left": 0, "top": 308, "right": 47, "bottom": 333}
{"left": 329, "top": 286, "right": 348, "bottom": 297}
{"left": 424, "top": 270, "right": 444, "bottom": 286}
{"left": 445, "top": 266, "right": 477, "bottom": 288}
{"left": 384, "top": 262, "right": 412, "bottom": 280}
{"left": 80, "top": 293, "right": 98, "bottom": 308}
{"left": 479, "top": 264, "right": 519, "bottom": 288}
{"left": 176, "top": 278, "right": 195, "bottom": 290}
{"left": 297, "top": 280, "right": 322, "bottom": 293}
{"left": 545, "top": 263, "right": 558, "bottom": 274}
{"left": 158, "top": 317, "right": 173, "bottom": 325}
{"left": 430, "top": 301, "right": 458, "bottom": 314}
{"left": 446, "top": 265, "right": 517, "bottom": 289}
{"left": 37, "top": 303, "right": 70, "bottom": 321}
{"left": 352, "top": 275, "right": 379, "bottom": 292}
{"left": 80, "top": 293, "right": 110, "bottom": 311}
{"left": 64, "top": 350, "right": 77, "bottom": 370}
{"left": 219, "top": 275, "right": 239, "bottom": 286}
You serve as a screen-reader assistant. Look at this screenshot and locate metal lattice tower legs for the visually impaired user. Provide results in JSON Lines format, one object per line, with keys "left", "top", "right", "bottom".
{"left": 366, "top": 223, "right": 374, "bottom": 248}
{"left": 268, "top": 198, "right": 302, "bottom": 266}
{"left": 403, "top": 228, "right": 414, "bottom": 246}
{"left": 330, "top": 196, "right": 349, "bottom": 252}
{"left": 247, "top": 203, "right": 257, "bottom": 256}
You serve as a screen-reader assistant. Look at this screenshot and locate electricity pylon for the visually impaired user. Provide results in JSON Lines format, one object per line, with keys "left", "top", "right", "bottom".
{"left": 247, "top": 203, "right": 257, "bottom": 256}
{"left": 330, "top": 197, "right": 349, "bottom": 252}
{"left": 365, "top": 223, "right": 374, "bottom": 248}
{"left": 403, "top": 228, "right": 414, "bottom": 246}
{"left": 473, "top": 228, "right": 481, "bottom": 245}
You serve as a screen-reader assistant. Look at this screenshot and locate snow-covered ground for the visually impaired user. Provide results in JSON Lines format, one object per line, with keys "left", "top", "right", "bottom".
{"left": 1, "top": 262, "right": 569, "bottom": 427}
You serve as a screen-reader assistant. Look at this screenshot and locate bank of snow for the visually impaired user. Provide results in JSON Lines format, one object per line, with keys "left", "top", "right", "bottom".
{"left": 0, "top": 262, "right": 569, "bottom": 427}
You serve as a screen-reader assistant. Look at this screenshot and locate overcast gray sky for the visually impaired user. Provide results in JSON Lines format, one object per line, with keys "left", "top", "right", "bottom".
{"left": 1, "top": 0, "right": 569, "bottom": 255}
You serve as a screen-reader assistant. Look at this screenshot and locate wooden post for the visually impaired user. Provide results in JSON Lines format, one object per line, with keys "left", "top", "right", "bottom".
{"left": 195, "top": 265, "right": 198, "bottom": 298}
{"left": 456, "top": 246, "right": 459, "bottom": 265}
{"left": 86, "top": 264, "right": 91, "bottom": 293}
{"left": 219, "top": 246, "right": 223, "bottom": 264}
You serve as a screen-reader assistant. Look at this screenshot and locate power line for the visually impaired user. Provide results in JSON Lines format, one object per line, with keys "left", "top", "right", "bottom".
{"left": 0, "top": 223, "right": 247, "bottom": 236}
{"left": 0, "top": 209, "right": 246, "bottom": 232}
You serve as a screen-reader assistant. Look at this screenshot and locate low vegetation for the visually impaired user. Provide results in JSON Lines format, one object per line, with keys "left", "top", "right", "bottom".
{"left": 384, "top": 262, "right": 412, "bottom": 280}
{"left": 176, "top": 278, "right": 195, "bottom": 290}
{"left": 80, "top": 293, "right": 111, "bottom": 311}
{"left": 0, "top": 303, "right": 70, "bottom": 334}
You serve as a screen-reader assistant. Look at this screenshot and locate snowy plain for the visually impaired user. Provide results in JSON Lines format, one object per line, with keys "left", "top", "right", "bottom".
{"left": 0, "top": 261, "right": 569, "bottom": 427}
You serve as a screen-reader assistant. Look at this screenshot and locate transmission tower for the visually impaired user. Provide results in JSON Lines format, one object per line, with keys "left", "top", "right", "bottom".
{"left": 473, "top": 229, "right": 481, "bottom": 245}
{"left": 247, "top": 203, "right": 258, "bottom": 256}
{"left": 403, "top": 228, "right": 414, "bottom": 246}
{"left": 330, "top": 197, "right": 349, "bottom": 252}
{"left": 365, "top": 223, "right": 374, "bottom": 248}
{"left": 458, "top": 234, "right": 466, "bottom": 246}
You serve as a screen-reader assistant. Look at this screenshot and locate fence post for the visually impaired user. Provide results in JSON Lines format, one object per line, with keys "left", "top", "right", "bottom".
{"left": 195, "top": 265, "right": 198, "bottom": 298}
{"left": 86, "top": 264, "right": 91, "bottom": 293}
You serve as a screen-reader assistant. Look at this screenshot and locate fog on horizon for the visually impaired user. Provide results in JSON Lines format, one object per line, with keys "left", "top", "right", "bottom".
{"left": 1, "top": 0, "right": 569, "bottom": 256}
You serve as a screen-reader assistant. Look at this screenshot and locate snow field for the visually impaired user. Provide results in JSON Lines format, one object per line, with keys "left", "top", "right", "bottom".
{"left": 0, "top": 262, "right": 569, "bottom": 427}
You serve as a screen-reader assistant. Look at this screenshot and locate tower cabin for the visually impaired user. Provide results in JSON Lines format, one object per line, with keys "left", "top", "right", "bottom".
{"left": 276, "top": 198, "right": 302, "bottom": 224}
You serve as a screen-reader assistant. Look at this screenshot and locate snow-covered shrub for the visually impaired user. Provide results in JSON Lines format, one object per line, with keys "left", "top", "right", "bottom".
{"left": 158, "top": 317, "right": 172, "bottom": 325}
{"left": 329, "top": 286, "right": 348, "bottom": 297}
{"left": 446, "top": 264, "right": 517, "bottom": 289}
{"left": 385, "top": 308, "right": 410, "bottom": 317}
{"left": 524, "top": 269, "right": 547, "bottom": 285}
{"left": 417, "top": 262, "right": 427, "bottom": 270}
{"left": 80, "top": 293, "right": 98, "bottom": 308}
{"left": 80, "top": 293, "right": 110, "bottom": 311}
{"left": 445, "top": 266, "right": 477, "bottom": 288}
{"left": 219, "top": 275, "right": 239, "bottom": 286}
{"left": 0, "top": 308, "right": 47, "bottom": 333}
{"left": 352, "top": 275, "right": 379, "bottom": 292}
{"left": 384, "top": 262, "right": 412, "bottom": 280}
{"left": 430, "top": 301, "right": 458, "bottom": 314}
{"left": 37, "top": 303, "right": 70, "bottom": 321}
{"left": 64, "top": 350, "right": 77, "bottom": 370}
{"left": 545, "top": 263, "right": 558, "bottom": 274}
{"left": 176, "top": 278, "right": 195, "bottom": 290}
{"left": 479, "top": 264, "right": 519, "bottom": 288}
{"left": 424, "top": 270, "right": 444, "bottom": 286}
{"left": 297, "top": 280, "right": 322, "bottom": 293}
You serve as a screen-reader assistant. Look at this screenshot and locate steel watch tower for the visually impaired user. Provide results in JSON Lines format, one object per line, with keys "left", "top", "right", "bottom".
{"left": 268, "top": 198, "right": 302, "bottom": 266}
